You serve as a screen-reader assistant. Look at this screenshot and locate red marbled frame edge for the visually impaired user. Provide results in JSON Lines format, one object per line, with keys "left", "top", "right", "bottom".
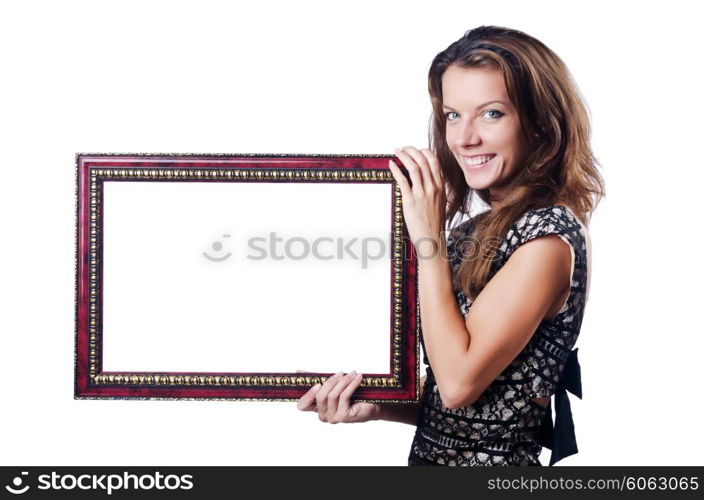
{"left": 74, "top": 153, "right": 421, "bottom": 402}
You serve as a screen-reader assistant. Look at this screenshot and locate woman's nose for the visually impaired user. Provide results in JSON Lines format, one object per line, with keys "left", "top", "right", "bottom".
{"left": 453, "top": 119, "right": 481, "bottom": 148}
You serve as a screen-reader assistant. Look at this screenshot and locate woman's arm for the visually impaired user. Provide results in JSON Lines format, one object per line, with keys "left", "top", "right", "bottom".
{"left": 418, "top": 234, "right": 571, "bottom": 409}
{"left": 375, "top": 374, "right": 426, "bottom": 426}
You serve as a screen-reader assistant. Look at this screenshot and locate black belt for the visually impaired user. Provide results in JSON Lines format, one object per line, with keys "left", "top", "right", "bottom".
{"left": 536, "top": 347, "right": 582, "bottom": 465}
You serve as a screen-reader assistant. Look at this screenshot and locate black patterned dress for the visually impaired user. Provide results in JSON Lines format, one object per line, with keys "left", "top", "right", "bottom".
{"left": 408, "top": 205, "right": 590, "bottom": 466}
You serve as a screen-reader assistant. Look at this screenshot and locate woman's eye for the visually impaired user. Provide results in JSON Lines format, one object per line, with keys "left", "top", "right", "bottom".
{"left": 483, "top": 109, "right": 504, "bottom": 119}
{"left": 445, "top": 111, "right": 459, "bottom": 121}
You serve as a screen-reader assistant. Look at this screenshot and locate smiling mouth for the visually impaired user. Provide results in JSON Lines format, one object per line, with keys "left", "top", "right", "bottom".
{"left": 463, "top": 154, "right": 496, "bottom": 170}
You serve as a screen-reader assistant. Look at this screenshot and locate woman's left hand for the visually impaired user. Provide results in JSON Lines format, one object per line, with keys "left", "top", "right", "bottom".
{"left": 388, "top": 146, "right": 447, "bottom": 255}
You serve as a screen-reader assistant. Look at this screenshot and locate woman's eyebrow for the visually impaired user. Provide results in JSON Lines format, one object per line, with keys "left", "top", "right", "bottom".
{"left": 442, "top": 100, "right": 508, "bottom": 110}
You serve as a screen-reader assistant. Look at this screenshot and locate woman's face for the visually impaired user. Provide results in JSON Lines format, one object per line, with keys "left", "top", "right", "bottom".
{"left": 442, "top": 64, "right": 528, "bottom": 204}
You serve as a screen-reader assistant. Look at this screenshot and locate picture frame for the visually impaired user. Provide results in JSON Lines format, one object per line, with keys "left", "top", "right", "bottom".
{"left": 74, "top": 153, "right": 421, "bottom": 402}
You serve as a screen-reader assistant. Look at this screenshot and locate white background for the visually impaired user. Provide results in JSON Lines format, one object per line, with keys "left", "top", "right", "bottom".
{"left": 100, "top": 182, "right": 391, "bottom": 373}
{"left": 1, "top": 0, "right": 702, "bottom": 466}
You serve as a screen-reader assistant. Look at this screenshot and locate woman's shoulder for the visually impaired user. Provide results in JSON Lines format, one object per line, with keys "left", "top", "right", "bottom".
{"left": 446, "top": 204, "right": 583, "bottom": 256}
{"left": 513, "top": 204, "right": 579, "bottom": 236}
{"left": 501, "top": 203, "right": 583, "bottom": 259}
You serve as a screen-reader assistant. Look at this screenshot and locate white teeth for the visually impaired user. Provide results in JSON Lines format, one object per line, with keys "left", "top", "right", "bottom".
{"left": 464, "top": 155, "right": 495, "bottom": 167}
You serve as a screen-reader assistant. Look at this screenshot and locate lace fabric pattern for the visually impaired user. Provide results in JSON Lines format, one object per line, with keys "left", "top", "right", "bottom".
{"left": 408, "top": 205, "right": 588, "bottom": 466}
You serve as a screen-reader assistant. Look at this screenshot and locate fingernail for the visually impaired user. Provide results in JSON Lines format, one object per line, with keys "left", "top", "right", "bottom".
{"left": 312, "top": 383, "right": 321, "bottom": 391}
{"left": 350, "top": 370, "right": 357, "bottom": 377}
{"left": 356, "top": 373, "right": 363, "bottom": 379}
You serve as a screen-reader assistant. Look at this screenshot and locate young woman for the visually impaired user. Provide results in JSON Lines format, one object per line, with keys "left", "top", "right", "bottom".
{"left": 296, "top": 25, "right": 605, "bottom": 466}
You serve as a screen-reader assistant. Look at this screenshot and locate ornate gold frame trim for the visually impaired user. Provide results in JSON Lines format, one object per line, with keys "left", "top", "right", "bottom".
{"left": 75, "top": 153, "right": 421, "bottom": 403}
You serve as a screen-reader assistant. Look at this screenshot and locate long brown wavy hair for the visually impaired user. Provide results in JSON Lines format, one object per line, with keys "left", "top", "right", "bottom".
{"left": 428, "top": 25, "right": 606, "bottom": 301}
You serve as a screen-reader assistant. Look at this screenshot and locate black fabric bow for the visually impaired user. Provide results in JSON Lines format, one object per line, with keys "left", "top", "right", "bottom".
{"left": 536, "top": 347, "right": 582, "bottom": 466}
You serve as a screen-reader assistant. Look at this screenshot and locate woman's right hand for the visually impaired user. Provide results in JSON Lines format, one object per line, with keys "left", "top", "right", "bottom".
{"left": 296, "top": 371, "right": 382, "bottom": 424}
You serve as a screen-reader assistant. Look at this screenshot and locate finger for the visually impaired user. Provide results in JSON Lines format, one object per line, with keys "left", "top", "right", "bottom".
{"left": 297, "top": 383, "right": 321, "bottom": 411}
{"left": 315, "top": 371, "right": 343, "bottom": 419}
{"left": 397, "top": 146, "right": 433, "bottom": 194}
{"left": 388, "top": 159, "right": 412, "bottom": 201}
{"left": 336, "top": 372, "right": 363, "bottom": 417}
{"left": 330, "top": 371, "right": 358, "bottom": 416}
{"left": 394, "top": 147, "right": 424, "bottom": 195}
{"left": 419, "top": 148, "right": 444, "bottom": 188}
{"left": 347, "top": 402, "right": 372, "bottom": 420}
{"left": 325, "top": 372, "right": 356, "bottom": 421}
